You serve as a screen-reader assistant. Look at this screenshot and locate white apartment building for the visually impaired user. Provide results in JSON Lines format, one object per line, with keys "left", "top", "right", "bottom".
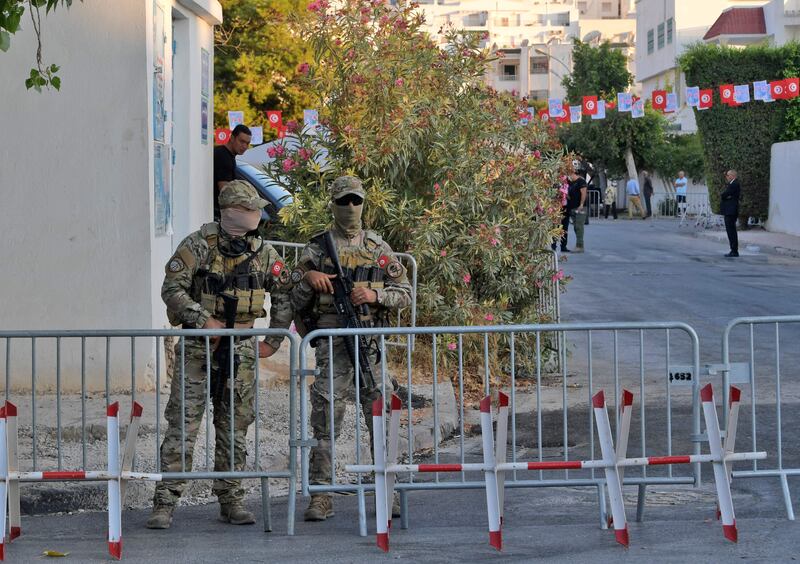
{"left": 635, "top": 0, "right": 798, "bottom": 132}
{"left": 414, "top": 0, "right": 636, "bottom": 101}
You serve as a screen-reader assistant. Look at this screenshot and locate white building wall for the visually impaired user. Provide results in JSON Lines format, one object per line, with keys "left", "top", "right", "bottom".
{"left": 766, "top": 140, "right": 800, "bottom": 237}
{"left": 0, "top": 0, "right": 219, "bottom": 391}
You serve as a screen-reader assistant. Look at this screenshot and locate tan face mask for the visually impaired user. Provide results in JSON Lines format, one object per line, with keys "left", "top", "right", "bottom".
{"left": 332, "top": 203, "right": 363, "bottom": 237}
{"left": 220, "top": 207, "right": 261, "bottom": 237}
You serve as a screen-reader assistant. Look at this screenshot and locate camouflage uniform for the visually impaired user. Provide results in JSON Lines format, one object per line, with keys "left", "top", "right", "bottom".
{"left": 291, "top": 177, "right": 412, "bottom": 491}
{"left": 154, "top": 180, "right": 293, "bottom": 509}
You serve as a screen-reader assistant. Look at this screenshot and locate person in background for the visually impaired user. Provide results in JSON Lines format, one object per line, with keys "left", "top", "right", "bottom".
{"left": 604, "top": 180, "right": 618, "bottom": 220}
{"left": 643, "top": 171, "right": 654, "bottom": 218}
{"left": 626, "top": 176, "right": 646, "bottom": 220}
{"left": 213, "top": 124, "right": 252, "bottom": 220}
{"left": 721, "top": 170, "right": 741, "bottom": 257}
{"left": 566, "top": 168, "right": 588, "bottom": 253}
{"left": 674, "top": 170, "right": 688, "bottom": 217}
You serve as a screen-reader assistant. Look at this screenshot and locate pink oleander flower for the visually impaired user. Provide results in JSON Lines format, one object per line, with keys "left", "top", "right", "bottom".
{"left": 484, "top": 313, "right": 494, "bottom": 322}
{"left": 490, "top": 238, "right": 499, "bottom": 246}
{"left": 494, "top": 226, "right": 501, "bottom": 235}
{"left": 447, "top": 342, "right": 457, "bottom": 351}
{"left": 286, "top": 120, "right": 299, "bottom": 133}
{"left": 282, "top": 158, "right": 298, "bottom": 172}
{"left": 297, "top": 62, "right": 310, "bottom": 75}
{"left": 298, "top": 148, "right": 312, "bottom": 161}
{"left": 463, "top": 273, "right": 471, "bottom": 284}
{"left": 440, "top": 250, "right": 447, "bottom": 257}
{"left": 551, "top": 270, "right": 565, "bottom": 282}
{"left": 307, "top": 0, "right": 321, "bottom": 11}
{"left": 395, "top": 78, "right": 404, "bottom": 87}
{"left": 534, "top": 150, "right": 541, "bottom": 158}
{"left": 267, "top": 146, "right": 277, "bottom": 158}
{"left": 275, "top": 145, "right": 285, "bottom": 156}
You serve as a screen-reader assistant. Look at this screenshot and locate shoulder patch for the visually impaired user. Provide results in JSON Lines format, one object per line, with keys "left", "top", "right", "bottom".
{"left": 377, "top": 255, "right": 391, "bottom": 268}
{"left": 168, "top": 259, "right": 185, "bottom": 273}
{"left": 177, "top": 246, "right": 197, "bottom": 270}
{"left": 279, "top": 268, "right": 291, "bottom": 285}
{"left": 386, "top": 260, "right": 404, "bottom": 279}
{"left": 271, "top": 260, "right": 285, "bottom": 277}
{"left": 291, "top": 268, "right": 305, "bottom": 284}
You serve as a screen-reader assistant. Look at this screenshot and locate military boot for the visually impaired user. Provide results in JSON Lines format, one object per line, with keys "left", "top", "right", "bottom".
{"left": 145, "top": 505, "right": 175, "bottom": 529}
{"left": 304, "top": 494, "right": 335, "bottom": 521}
{"left": 219, "top": 503, "right": 256, "bottom": 525}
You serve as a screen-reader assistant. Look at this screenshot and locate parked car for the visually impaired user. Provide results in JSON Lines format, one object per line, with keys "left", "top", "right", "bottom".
{"left": 234, "top": 160, "right": 292, "bottom": 222}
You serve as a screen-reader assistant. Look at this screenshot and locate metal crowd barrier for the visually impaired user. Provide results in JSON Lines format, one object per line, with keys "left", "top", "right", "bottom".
{"left": 298, "top": 322, "right": 702, "bottom": 536}
{"left": 651, "top": 191, "right": 710, "bottom": 221}
{"left": 0, "top": 328, "right": 300, "bottom": 539}
{"left": 267, "top": 240, "right": 418, "bottom": 350}
{"left": 722, "top": 315, "right": 800, "bottom": 520}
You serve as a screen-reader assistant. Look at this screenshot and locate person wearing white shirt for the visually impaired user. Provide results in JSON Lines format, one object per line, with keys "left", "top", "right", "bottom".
{"left": 626, "top": 177, "right": 646, "bottom": 219}
{"left": 674, "top": 171, "right": 688, "bottom": 215}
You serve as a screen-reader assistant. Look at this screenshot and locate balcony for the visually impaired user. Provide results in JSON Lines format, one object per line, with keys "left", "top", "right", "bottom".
{"left": 499, "top": 74, "right": 519, "bottom": 81}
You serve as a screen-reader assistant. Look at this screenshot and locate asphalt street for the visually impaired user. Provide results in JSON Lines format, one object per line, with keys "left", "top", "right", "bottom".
{"left": 6, "top": 218, "right": 800, "bottom": 562}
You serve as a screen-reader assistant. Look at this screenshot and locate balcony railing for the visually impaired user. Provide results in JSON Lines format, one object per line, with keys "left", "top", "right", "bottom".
{"left": 499, "top": 74, "right": 519, "bottom": 81}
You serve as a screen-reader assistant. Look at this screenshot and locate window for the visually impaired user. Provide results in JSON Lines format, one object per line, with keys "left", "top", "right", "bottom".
{"left": 530, "top": 56, "right": 549, "bottom": 74}
{"left": 647, "top": 29, "right": 654, "bottom": 54}
{"left": 657, "top": 23, "right": 665, "bottom": 49}
{"left": 602, "top": 1, "right": 613, "bottom": 12}
{"left": 529, "top": 89, "right": 548, "bottom": 101}
{"left": 501, "top": 64, "right": 518, "bottom": 81}
{"left": 667, "top": 18, "right": 674, "bottom": 44}
{"left": 578, "top": 1, "right": 587, "bottom": 13}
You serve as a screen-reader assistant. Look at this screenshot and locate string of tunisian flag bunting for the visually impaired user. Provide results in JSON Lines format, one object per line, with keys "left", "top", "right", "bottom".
{"left": 530, "top": 76, "right": 799, "bottom": 124}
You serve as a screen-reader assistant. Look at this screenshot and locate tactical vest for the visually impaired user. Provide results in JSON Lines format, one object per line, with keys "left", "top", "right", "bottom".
{"left": 196, "top": 224, "right": 267, "bottom": 324}
{"left": 315, "top": 231, "right": 386, "bottom": 325}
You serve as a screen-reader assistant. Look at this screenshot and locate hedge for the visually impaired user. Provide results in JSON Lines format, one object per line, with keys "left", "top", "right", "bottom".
{"left": 679, "top": 42, "right": 800, "bottom": 220}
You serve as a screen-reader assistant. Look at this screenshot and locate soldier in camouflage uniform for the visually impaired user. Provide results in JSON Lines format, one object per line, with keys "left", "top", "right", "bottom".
{"left": 147, "top": 180, "right": 293, "bottom": 529}
{"left": 291, "top": 176, "right": 412, "bottom": 521}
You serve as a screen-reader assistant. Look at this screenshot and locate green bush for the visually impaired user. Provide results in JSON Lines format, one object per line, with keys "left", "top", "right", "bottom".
{"left": 679, "top": 42, "right": 800, "bottom": 220}
{"left": 262, "top": 0, "right": 569, "bottom": 375}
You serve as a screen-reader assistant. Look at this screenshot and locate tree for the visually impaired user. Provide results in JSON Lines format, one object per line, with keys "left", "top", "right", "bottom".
{"left": 679, "top": 42, "right": 800, "bottom": 220}
{"left": 560, "top": 39, "right": 666, "bottom": 182}
{"left": 214, "top": 0, "right": 316, "bottom": 134}
{"left": 262, "top": 0, "right": 568, "bottom": 374}
{"left": 0, "top": 0, "right": 80, "bottom": 90}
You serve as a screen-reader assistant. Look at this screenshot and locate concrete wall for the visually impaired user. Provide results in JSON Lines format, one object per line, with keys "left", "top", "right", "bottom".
{"left": 0, "top": 0, "right": 219, "bottom": 391}
{"left": 766, "top": 140, "right": 800, "bottom": 237}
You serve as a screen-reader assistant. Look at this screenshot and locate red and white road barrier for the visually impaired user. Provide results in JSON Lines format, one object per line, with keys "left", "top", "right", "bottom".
{"left": 349, "top": 394, "right": 502, "bottom": 552}
{"left": 480, "top": 396, "right": 502, "bottom": 551}
{"left": 107, "top": 403, "right": 123, "bottom": 559}
{"left": 495, "top": 385, "right": 764, "bottom": 547}
{"left": 348, "top": 385, "right": 765, "bottom": 553}
{"left": 0, "top": 401, "right": 158, "bottom": 561}
{"left": 371, "top": 399, "right": 390, "bottom": 552}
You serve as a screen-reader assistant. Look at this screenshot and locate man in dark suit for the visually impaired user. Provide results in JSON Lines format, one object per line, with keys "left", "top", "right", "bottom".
{"left": 721, "top": 170, "right": 741, "bottom": 257}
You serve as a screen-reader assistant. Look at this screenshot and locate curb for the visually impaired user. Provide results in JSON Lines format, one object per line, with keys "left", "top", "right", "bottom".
{"left": 692, "top": 230, "right": 800, "bottom": 259}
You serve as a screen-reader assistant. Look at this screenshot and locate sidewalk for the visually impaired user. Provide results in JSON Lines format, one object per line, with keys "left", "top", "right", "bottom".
{"left": 692, "top": 226, "right": 800, "bottom": 258}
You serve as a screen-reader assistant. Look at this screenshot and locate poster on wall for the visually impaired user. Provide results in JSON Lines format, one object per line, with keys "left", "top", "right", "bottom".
{"left": 152, "top": 1, "right": 166, "bottom": 142}
{"left": 201, "top": 48, "right": 210, "bottom": 98}
{"left": 201, "top": 98, "right": 209, "bottom": 145}
{"left": 154, "top": 144, "right": 172, "bottom": 236}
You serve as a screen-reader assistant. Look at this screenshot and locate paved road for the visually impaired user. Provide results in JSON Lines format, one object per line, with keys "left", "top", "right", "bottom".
{"left": 8, "top": 218, "right": 800, "bottom": 562}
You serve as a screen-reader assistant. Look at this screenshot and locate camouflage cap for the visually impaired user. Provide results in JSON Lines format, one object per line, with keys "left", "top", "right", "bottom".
{"left": 330, "top": 176, "right": 366, "bottom": 201}
{"left": 218, "top": 179, "right": 268, "bottom": 210}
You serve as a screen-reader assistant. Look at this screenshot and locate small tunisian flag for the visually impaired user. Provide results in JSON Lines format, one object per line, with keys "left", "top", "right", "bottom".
{"left": 719, "top": 84, "right": 735, "bottom": 105}
{"left": 266, "top": 110, "right": 283, "bottom": 129}
{"left": 582, "top": 95, "right": 598, "bottom": 115}
{"left": 786, "top": 77, "right": 799, "bottom": 99}
{"left": 698, "top": 89, "right": 713, "bottom": 110}
{"left": 652, "top": 90, "right": 667, "bottom": 110}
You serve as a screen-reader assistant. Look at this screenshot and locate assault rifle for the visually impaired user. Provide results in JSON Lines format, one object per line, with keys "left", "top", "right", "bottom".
{"left": 212, "top": 293, "right": 241, "bottom": 403}
{"left": 320, "top": 231, "right": 377, "bottom": 390}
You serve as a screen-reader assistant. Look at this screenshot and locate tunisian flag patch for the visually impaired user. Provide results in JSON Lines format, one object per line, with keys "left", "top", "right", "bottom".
{"left": 271, "top": 261, "right": 284, "bottom": 276}
{"left": 377, "top": 255, "right": 391, "bottom": 268}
